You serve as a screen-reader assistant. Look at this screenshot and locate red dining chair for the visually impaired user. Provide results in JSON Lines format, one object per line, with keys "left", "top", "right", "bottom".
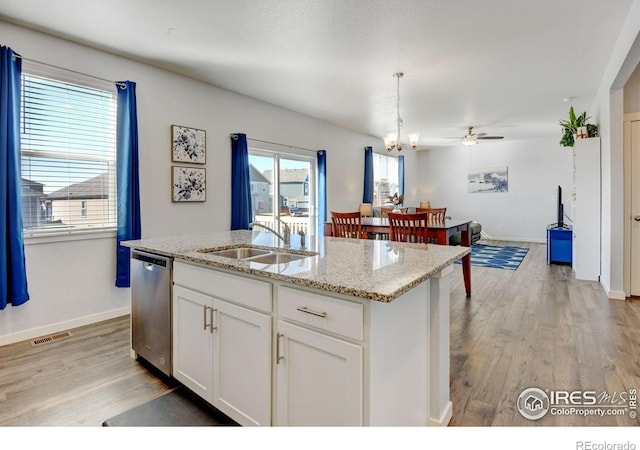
{"left": 388, "top": 212, "right": 430, "bottom": 244}
{"left": 415, "top": 207, "right": 447, "bottom": 222}
{"left": 331, "top": 211, "right": 368, "bottom": 239}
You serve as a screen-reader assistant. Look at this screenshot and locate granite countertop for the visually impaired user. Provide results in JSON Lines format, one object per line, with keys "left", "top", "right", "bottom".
{"left": 122, "top": 230, "right": 469, "bottom": 303}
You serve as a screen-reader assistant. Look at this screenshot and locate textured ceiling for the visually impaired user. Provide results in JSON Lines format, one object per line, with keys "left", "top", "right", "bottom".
{"left": 0, "top": 0, "right": 634, "bottom": 149}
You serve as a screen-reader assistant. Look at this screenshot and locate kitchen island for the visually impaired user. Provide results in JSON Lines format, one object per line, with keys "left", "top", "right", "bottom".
{"left": 123, "top": 230, "right": 469, "bottom": 427}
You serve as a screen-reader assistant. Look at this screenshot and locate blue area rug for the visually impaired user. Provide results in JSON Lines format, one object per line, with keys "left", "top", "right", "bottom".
{"left": 455, "top": 244, "right": 529, "bottom": 270}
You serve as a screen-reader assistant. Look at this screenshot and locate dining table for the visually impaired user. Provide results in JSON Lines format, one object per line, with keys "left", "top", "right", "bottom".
{"left": 325, "top": 217, "right": 472, "bottom": 297}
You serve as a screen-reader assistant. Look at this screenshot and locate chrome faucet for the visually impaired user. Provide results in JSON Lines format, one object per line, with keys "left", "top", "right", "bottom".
{"left": 273, "top": 216, "right": 291, "bottom": 246}
{"left": 250, "top": 220, "right": 290, "bottom": 248}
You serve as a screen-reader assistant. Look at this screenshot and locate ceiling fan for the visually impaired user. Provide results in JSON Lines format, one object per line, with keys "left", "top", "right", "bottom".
{"left": 457, "top": 126, "right": 504, "bottom": 146}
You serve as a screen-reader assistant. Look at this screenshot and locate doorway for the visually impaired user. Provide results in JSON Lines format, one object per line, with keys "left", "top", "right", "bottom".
{"left": 626, "top": 113, "right": 640, "bottom": 296}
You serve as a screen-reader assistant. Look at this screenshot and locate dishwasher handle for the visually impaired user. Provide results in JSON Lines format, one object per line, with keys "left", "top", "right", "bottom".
{"left": 132, "top": 250, "right": 171, "bottom": 268}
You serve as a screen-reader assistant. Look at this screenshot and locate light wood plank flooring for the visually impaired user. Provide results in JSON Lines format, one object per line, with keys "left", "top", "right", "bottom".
{"left": 448, "top": 241, "right": 640, "bottom": 426}
{"left": 0, "top": 315, "right": 175, "bottom": 426}
{"left": 1, "top": 240, "right": 639, "bottom": 426}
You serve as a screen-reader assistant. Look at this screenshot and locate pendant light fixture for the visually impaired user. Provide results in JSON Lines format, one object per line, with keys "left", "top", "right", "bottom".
{"left": 383, "top": 72, "right": 419, "bottom": 151}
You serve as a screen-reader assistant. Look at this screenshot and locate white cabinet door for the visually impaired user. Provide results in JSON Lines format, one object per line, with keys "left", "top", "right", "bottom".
{"left": 212, "top": 299, "right": 272, "bottom": 426}
{"left": 275, "top": 320, "right": 363, "bottom": 426}
{"left": 172, "top": 285, "right": 214, "bottom": 402}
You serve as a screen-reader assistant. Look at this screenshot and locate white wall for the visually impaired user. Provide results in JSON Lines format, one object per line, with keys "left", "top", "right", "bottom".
{"left": 0, "top": 20, "right": 400, "bottom": 344}
{"left": 590, "top": 0, "right": 640, "bottom": 299}
{"left": 416, "top": 136, "right": 573, "bottom": 242}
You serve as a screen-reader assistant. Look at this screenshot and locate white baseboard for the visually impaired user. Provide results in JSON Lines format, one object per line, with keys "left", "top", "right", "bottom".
{"left": 601, "top": 279, "right": 626, "bottom": 301}
{"left": 479, "top": 235, "right": 546, "bottom": 244}
{"left": 607, "top": 291, "right": 627, "bottom": 301}
{"left": 0, "top": 306, "right": 130, "bottom": 347}
{"left": 429, "top": 400, "right": 453, "bottom": 426}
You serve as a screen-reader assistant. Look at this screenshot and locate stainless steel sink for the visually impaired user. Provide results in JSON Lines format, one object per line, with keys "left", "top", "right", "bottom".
{"left": 203, "top": 247, "right": 272, "bottom": 259}
{"left": 199, "top": 245, "right": 316, "bottom": 265}
{"left": 247, "top": 252, "right": 309, "bottom": 265}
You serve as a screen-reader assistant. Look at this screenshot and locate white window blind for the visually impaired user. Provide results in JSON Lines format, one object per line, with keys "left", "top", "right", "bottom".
{"left": 20, "top": 71, "right": 117, "bottom": 237}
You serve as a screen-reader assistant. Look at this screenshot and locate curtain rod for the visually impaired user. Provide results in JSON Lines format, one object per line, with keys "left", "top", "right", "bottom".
{"left": 230, "top": 134, "right": 317, "bottom": 154}
{"left": 12, "top": 53, "right": 127, "bottom": 89}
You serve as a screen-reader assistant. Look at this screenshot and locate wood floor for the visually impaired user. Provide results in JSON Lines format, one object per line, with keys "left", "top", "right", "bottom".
{"left": 448, "top": 241, "right": 640, "bottom": 426}
{"left": 0, "top": 240, "right": 639, "bottom": 426}
{"left": 0, "top": 315, "right": 176, "bottom": 426}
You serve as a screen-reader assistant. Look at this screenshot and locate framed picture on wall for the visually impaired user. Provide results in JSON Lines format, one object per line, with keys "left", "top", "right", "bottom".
{"left": 172, "top": 166, "right": 206, "bottom": 202}
{"left": 468, "top": 166, "right": 508, "bottom": 193}
{"left": 171, "top": 125, "right": 206, "bottom": 164}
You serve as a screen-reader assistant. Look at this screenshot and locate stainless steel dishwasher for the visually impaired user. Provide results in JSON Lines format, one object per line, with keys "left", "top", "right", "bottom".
{"left": 131, "top": 249, "right": 173, "bottom": 377}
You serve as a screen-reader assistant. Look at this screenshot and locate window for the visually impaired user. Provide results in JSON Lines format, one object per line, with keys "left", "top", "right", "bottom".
{"left": 248, "top": 148, "right": 316, "bottom": 237}
{"left": 20, "top": 67, "right": 117, "bottom": 237}
{"left": 373, "top": 153, "right": 399, "bottom": 207}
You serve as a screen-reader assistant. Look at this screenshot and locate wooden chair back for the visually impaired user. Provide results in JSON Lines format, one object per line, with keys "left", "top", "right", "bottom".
{"left": 380, "top": 206, "right": 408, "bottom": 218}
{"left": 415, "top": 207, "right": 447, "bottom": 222}
{"left": 331, "top": 211, "right": 367, "bottom": 239}
{"left": 388, "top": 212, "right": 430, "bottom": 244}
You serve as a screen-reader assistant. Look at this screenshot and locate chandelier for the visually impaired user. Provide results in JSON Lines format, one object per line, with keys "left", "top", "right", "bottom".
{"left": 383, "top": 72, "right": 419, "bottom": 151}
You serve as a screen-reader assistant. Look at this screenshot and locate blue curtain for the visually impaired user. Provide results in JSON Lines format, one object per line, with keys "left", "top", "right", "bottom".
{"left": 317, "top": 150, "right": 327, "bottom": 232}
{"left": 231, "top": 133, "right": 252, "bottom": 230}
{"left": 115, "top": 81, "right": 141, "bottom": 288}
{"left": 363, "top": 146, "right": 373, "bottom": 203}
{"left": 0, "top": 46, "right": 29, "bottom": 309}
{"left": 398, "top": 155, "right": 405, "bottom": 201}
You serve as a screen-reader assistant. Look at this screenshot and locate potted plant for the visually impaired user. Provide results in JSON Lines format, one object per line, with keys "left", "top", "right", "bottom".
{"left": 559, "top": 106, "right": 598, "bottom": 147}
{"left": 387, "top": 192, "right": 404, "bottom": 213}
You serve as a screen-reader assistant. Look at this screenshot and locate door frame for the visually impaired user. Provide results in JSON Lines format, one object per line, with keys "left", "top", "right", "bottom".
{"left": 624, "top": 112, "right": 640, "bottom": 296}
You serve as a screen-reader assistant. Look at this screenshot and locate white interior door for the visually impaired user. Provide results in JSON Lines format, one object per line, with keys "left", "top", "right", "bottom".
{"left": 631, "top": 120, "right": 640, "bottom": 296}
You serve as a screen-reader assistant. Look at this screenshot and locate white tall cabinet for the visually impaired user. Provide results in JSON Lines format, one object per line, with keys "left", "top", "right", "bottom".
{"left": 572, "top": 137, "right": 601, "bottom": 281}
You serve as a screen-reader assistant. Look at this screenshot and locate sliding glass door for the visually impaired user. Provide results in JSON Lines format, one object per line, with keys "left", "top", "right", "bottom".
{"left": 248, "top": 150, "right": 316, "bottom": 238}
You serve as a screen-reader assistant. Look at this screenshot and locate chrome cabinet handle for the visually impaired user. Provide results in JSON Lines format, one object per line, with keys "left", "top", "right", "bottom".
{"left": 203, "top": 305, "right": 209, "bottom": 330}
{"left": 210, "top": 308, "right": 217, "bottom": 333}
{"left": 276, "top": 332, "right": 284, "bottom": 364}
{"left": 296, "top": 306, "right": 327, "bottom": 318}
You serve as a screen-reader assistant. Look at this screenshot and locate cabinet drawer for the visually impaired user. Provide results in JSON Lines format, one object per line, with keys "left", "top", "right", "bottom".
{"left": 174, "top": 262, "right": 272, "bottom": 312}
{"left": 278, "top": 286, "right": 363, "bottom": 341}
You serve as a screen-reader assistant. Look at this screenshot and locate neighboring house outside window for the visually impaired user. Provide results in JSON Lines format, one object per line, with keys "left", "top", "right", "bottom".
{"left": 249, "top": 164, "right": 271, "bottom": 215}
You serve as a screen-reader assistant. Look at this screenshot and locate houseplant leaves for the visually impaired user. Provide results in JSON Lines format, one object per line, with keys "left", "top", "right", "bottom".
{"left": 559, "top": 106, "right": 598, "bottom": 147}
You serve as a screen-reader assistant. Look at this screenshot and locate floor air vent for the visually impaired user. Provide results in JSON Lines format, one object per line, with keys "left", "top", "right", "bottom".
{"left": 31, "top": 331, "right": 73, "bottom": 346}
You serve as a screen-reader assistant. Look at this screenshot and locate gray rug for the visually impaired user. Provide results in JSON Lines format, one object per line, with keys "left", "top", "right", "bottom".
{"left": 102, "top": 387, "right": 239, "bottom": 427}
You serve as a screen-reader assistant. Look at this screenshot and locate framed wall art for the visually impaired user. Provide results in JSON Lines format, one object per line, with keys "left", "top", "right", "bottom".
{"left": 468, "top": 166, "right": 508, "bottom": 193}
{"left": 171, "top": 125, "right": 206, "bottom": 164}
{"left": 172, "top": 166, "right": 206, "bottom": 202}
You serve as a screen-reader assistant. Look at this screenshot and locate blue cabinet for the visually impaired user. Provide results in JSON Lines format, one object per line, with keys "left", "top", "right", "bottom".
{"left": 547, "top": 225, "right": 572, "bottom": 265}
